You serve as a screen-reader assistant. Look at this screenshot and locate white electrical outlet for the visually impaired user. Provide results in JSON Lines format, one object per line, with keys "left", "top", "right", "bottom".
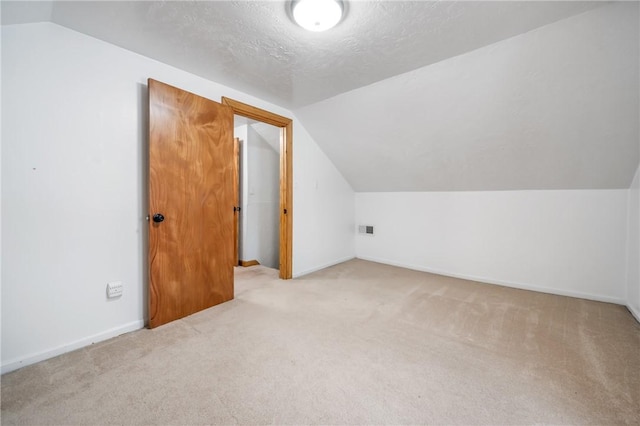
{"left": 107, "top": 281, "right": 123, "bottom": 298}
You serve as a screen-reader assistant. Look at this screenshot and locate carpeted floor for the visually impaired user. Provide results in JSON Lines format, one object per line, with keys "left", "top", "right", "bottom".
{"left": 2, "top": 259, "right": 639, "bottom": 425}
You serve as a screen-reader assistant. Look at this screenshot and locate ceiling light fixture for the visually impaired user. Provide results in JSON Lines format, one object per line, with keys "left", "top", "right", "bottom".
{"left": 292, "top": 0, "right": 344, "bottom": 32}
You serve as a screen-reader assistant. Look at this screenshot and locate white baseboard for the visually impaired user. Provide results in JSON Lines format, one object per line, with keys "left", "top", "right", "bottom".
{"left": 1, "top": 320, "right": 145, "bottom": 375}
{"left": 627, "top": 304, "right": 640, "bottom": 324}
{"left": 356, "top": 256, "right": 626, "bottom": 306}
{"left": 293, "top": 256, "right": 356, "bottom": 278}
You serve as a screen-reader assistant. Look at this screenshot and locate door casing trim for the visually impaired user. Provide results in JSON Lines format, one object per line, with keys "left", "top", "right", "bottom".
{"left": 222, "top": 97, "right": 293, "bottom": 279}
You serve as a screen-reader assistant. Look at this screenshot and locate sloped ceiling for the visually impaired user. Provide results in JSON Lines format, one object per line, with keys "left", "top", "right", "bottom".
{"left": 235, "top": 116, "right": 281, "bottom": 153}
{"left": 296, "top": 1, "right": 640, "bottom": 191}
{"left": 2, "top": 0, "right": 606, "bottom": 109}
{"left": 2, "top": 1, "right": 638, "bottom": 191}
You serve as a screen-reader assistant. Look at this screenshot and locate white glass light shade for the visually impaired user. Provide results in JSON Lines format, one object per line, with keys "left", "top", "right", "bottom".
{"left": 292, "top": 0, "right": 343, "bottom": 32}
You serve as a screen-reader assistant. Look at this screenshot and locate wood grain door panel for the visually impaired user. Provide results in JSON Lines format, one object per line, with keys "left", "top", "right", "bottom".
{"left": 148, "top": 79, "right": 234, "bottom": 328}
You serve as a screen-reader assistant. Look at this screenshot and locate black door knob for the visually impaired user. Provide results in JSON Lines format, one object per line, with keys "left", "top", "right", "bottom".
{"left": 152, "top": 213, "right": 165, "bottom": 223}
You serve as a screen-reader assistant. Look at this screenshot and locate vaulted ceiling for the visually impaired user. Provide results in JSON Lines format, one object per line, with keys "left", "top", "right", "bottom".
{"left": 1, "top": 0, "right": 606, "bottom": 109}
{"left": 3, "top": 1, "right": 639, "bottom": 191}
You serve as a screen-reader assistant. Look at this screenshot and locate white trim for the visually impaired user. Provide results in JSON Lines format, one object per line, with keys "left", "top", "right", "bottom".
{"left": 293, "top": 256, "right": 356, "bottom": 278}
{"left": 356, "top": 255, "right": 626, "bottom": 305}
{"left": 627, "top": 304, "right": 640, "bottom": 324}
{"left": 1, "top": 320, "right": 145, "bottom": 374}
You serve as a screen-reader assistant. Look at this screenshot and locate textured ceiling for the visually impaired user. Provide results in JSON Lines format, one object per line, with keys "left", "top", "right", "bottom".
{"left": 3, "top": 1, "right": 638, "bottom": 192}
{"left": 2, "top": 0, "right": 606, "bottom": 109}
{"left": 296, "top": 1, "right": 639, "bottom": 191}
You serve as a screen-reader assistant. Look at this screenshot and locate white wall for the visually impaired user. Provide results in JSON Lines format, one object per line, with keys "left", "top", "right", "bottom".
{"left": 1, "top": 22, "right": 355, "bottom": 373}
{"left": 627, "top": 165, "right": 640, "bottom": 321}
{"left": 356, "top": 190, "right": 629, "bottom": 304}
{"left": 241, "top": 125, "right": 280, "bottom": 269}
{"left": 291, "top": 121, "right": 355, "bottom": 277}
{"left": 0, "top": 12, "right": 3, "bottom": 358}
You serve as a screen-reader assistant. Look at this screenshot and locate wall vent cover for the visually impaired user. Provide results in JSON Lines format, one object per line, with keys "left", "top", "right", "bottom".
{"left": 358, "top": 225, "right": 374, "bottom": 235}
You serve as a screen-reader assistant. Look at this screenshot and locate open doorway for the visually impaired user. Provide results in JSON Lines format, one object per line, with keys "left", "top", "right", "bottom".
{"left": 234, "top": 117, "right": 281, "bottom": 270}
{"left": 222, "top": 97, "right": 293, "bottom": 279}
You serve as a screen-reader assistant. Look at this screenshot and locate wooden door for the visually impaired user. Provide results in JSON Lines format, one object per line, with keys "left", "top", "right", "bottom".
{"left": 148, "top": 79, "right": 234, "bottom": 328}
{"left": 233, "top": 137, "right": 240, "bottom": 266}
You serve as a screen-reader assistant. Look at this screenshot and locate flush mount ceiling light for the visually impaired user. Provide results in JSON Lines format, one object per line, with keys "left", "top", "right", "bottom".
{"left": 292, "top": 0, "right": 344, "bottom": 32}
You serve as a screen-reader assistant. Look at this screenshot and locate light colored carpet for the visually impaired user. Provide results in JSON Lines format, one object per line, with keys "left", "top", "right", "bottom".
{"left": 2, "top": 259, "right": 639, "bottom": 425}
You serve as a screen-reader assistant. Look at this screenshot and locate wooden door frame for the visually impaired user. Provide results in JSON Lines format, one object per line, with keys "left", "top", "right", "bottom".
{"left": 221, "top": 97, "right": 293, "bottom": 279}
